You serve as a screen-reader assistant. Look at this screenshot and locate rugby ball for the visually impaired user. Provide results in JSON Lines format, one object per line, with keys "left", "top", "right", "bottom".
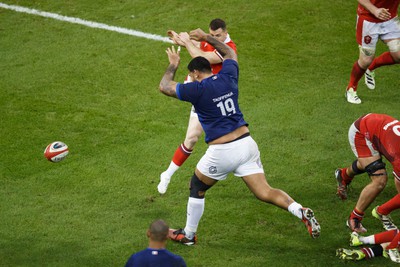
{"left": 44, "top": 141, "right": 69, "bottom": 162}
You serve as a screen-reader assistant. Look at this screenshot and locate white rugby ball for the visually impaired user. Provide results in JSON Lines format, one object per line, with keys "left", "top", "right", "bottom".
{"left": 44, "top": 141, "right": 69, "bottom": 162}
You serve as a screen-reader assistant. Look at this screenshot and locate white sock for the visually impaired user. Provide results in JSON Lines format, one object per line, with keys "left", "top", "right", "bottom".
{"left": 163, "top": 161, "right": 179, "bottom": 177}
{"left": 288, "top": 202, "right": 303, "bottom": 219}
{"left": 359, "top": 235, "right": 375, "bottom": 245}
{"left": 184, "top": 197, "right": 205, "bottom": 239}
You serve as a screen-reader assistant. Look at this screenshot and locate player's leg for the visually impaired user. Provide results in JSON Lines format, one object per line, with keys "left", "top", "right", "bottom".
{"left": 242, "top": 173, "right": 293, "bottom": 208}
{"left": 366, "top": 17, "right": 400, "bottom": 89}
{"left": 236, "top": 135, "right": 320, "bottom": 238}
{"left": 346, "top": 230, "right": 400, "bottom": 262}
{"left": 385, "top": 38, "right": 400, "bottom": 62}
{"left": 346, "top": 49, "right": 375, "bottom": 103}
{"left": 351, "top": 229, "right": 398, "bottom": 246}
{"left": 369, "top": 45, "right": 400, "bottom": 71}
{"left": 158, "top": 107, "right": 203, "bottom": 194}
{"left": 168, "top": 169, "right": 216, "bottom": 245}
{"left": 383, "top": 231, "right": 400, "bottom": 263}
{"left": 182, "top": 108, "right": 203, "bottom": 151}
{"left": 346, "top": 18, "right": 378, "bottom": 104}
{"left": 184, "top": 170, "right": 216, "bottom": 238}
{"left": 335, "top": 122, "right": 367, "bottom": 199}
{"left": 230, "top": 136, "right": 320, "bottom": 238}
{"left": 241, "top": 173, "right": 320, "bottom": 238}
{"left": 335, "top": 160, "right": 365, "bottom": 200}
{"left": 170, "top": 141, "right": 231, "bottom": 245}
{"left": 343, "top": 230, "right": 399, "bottom": 261}
{"left": 372, "top": 182, "right": 400, "bottom": 230}
{"left": 336, "top": 245, "right": 387, "bottom": 261}
{"left": 347, "top": 156, "right": 387, "bottom": 233}
{"left": 366, "top": 39, "right": 400, "bottom": 89}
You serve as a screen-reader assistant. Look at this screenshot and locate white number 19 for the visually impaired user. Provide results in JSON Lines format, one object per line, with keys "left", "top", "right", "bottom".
{"left": 216, "top": 98, "right": 236, "bottom": 116}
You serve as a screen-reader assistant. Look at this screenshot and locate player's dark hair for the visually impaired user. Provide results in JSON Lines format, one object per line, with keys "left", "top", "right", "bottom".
{"left": 188, "top": 56, "right": 212, "bottom": 73}
{"left": 209, "top": 18, "right": 226, "bottom": 31}
{"left": 149, "top": 219, "right": 169, "bottom": 242}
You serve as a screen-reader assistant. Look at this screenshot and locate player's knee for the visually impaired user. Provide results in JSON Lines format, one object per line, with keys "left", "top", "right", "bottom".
{"left": 352, "top": 160, "right": 365, "bottom": 175}
{"left": 387, "top": 39, "right": 400, "bottom": 54}
{"left": 189, "top": 173, "right": 211, "bottom": 199}
{"left": 359, "top": 45, "right": 376, "bottom": 57}
{"left": 365, "top": 159, "right": 387, "bottom": 177}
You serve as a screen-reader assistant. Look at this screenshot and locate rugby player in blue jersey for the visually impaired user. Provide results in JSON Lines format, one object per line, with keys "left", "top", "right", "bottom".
{"left": 159, "top": 28, "right": 321, "bottom": 245}
{"left": 125, "top": 219, "right": 186, "bottom": 267}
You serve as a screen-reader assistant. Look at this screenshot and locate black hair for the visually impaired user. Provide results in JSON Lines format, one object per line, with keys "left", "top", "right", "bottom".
{"left": 187, "top": 56, "right": 212, "bottom": 73}
{"left": 209, "top": 18, "right": 226, "bottom": 31}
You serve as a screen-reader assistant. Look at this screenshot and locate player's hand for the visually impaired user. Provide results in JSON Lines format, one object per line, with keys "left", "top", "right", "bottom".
{"left": 167, "top": 30, "right": 186, "bottom": 46}
{"left": 165, "top": 46, "right": 180, "bottom": 67}
{"left": 374, "top": 8, "right": 391, "bottom": 21}
{"left": 178, "top": 32, "right": 191, "bottom": 43}
{"left": 189, "top": 28, "right": 208, "bottom": 42}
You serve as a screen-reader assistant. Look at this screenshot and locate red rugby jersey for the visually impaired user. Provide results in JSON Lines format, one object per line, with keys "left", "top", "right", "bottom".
{"left": 355, "top": 113, "right": 400, "bottom": 179}
{"left": 200, "top": 34, "right": 237, "bottom": 74}
{"left": 357, "top": 0, "right": 400, "bottom": 22}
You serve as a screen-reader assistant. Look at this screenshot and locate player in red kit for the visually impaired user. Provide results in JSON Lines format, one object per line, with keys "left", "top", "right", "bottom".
{"left": 158, "top": 19, "right": 237, "bottom": 194}
{"left": 335, "top": 113, "right": 400, "bottom": 233}
{"left": 345, "top": 0, "right": 400, "bottom": 104}
{"left": 336, "top": 229, "right": 400, "bottom": 263}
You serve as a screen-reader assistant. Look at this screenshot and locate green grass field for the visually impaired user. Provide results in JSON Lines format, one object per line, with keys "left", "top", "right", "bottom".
{"left": 1, "top": 0, "right": 399, "bottom": 266}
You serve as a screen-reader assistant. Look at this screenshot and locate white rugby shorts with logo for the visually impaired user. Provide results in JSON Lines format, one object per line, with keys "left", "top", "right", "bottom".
{"left": 196, "top": 135, "right": 264, "bottom": 180}
{"left": 357, "top": 16, "right": 400, "bottom": 48}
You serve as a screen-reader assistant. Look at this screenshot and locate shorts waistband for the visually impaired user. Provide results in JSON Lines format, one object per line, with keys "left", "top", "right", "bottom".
{"left": 223, "top": 132, "right": 250, "bottom": 144}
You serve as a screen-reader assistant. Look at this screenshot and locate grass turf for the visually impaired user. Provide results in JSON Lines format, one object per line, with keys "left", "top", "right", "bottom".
{"left": 0, "top": 0, "right": 399, "bottom": 266}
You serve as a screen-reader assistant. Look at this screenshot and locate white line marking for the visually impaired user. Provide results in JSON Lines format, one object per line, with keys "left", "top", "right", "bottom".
{"left": 0, "top": 3, "right": 172, "bottom": 43}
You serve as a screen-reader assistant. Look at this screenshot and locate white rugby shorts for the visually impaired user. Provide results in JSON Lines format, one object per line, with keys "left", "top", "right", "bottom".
{"left": 357, "top": 16, "right": 400, "bottom": 48}
{"left": 196, "top": 135, "right": 264, "bottom": 180}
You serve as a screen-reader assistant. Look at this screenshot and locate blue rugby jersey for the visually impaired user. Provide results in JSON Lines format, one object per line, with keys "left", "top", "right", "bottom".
{"left": 125, "top": 248, "right": 186, "bottom": 267}
{"left": 176, "top": 59, "right": 248, "bottom": 143}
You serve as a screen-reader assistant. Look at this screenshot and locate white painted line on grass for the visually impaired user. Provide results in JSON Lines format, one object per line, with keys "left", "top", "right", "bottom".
{"left": 0, "top": 2, "right": 172, "bottom": 43}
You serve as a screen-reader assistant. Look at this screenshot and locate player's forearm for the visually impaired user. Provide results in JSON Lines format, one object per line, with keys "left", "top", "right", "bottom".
{"left": 185, "top": 43, "right": 222, "bottom": 64}
{"left": 204, "top": 35, "right": 237, "bottom": 61}
{"left": 159, "top": 64, "right": 178, "bottom": 97}
{"left": 358, "top": 0, "right": 378, "bottom": 14}
{"left": 184, "top": 41, "right": 205, "bottom": 58}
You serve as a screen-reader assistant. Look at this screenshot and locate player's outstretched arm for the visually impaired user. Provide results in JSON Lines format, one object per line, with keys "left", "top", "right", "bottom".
{"left": 178, "top": 32, "right": 223, "bottom": 64}
{"left": 159, "top": 46, "right": 180, "bottom": 98}
{"left": 189, "top": 28, "right": 237, "bottom": 62}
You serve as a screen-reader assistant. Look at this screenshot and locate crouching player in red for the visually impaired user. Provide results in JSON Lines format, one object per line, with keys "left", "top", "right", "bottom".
{"left": 335, "top": 113, "right": 400, "bottom": 233}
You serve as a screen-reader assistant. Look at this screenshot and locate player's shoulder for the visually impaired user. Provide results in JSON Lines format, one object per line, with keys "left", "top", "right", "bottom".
{"left": 227, "top": 40, "right": 237, "bottom": 51}
{"left": 222, "top": 58, "right": 238, "bottom": 66}
{"left": 163, "top": 250, "right": 186, "bottom": 263}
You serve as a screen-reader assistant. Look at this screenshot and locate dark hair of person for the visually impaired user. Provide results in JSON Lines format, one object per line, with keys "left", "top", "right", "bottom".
{"left": 209, "top": 18, "right": 226, "bottom": 31}
{"left": 149, "top": 219, "right": 169, "bottom": 242}
{"left": 188, "top": 57, "right": 212, "bottom": 73}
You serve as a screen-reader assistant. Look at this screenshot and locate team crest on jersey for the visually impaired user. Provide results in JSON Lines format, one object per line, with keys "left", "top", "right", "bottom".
{"left": 209, "top": 166, "right": 217, "bottom": 174}
{"left": 364, "top": 35, "right": 372, "bottom": 44}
